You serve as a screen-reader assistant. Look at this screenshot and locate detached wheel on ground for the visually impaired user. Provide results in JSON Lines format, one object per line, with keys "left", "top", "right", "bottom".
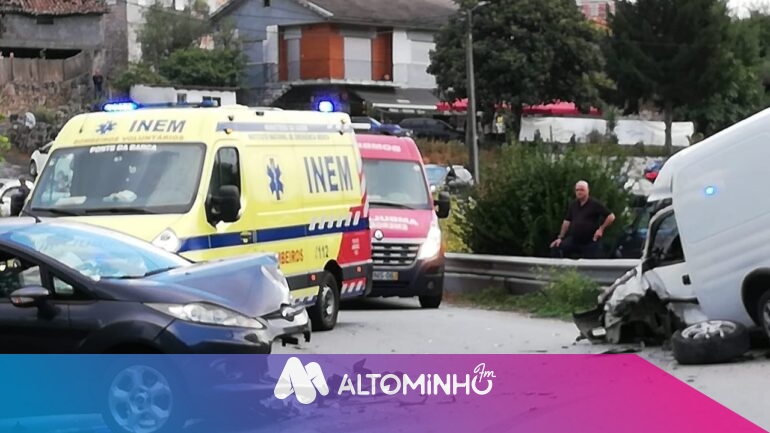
{"left": 308, "top": 271, "right": 340, "bottom": 331}
{"left": 671, "top": 320, "right": 750, "bottom": 365}
{"left": 99, "top": 359, "right": 187, "bottom": 433}
{"left": 419, "top": 292, "right": 442, "bottom": 309}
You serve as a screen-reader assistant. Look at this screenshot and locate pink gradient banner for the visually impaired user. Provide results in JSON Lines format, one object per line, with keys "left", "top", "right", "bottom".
{"left": 262, "top": 354, "right": 766, "bottom": 432}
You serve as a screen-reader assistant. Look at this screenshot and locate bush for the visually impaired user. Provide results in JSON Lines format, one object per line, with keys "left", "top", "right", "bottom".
{"left": 459, "top": 142, "right": 632, "bottom": 257}
{"left": 459, "top": 268, "right": 601, "bottom": 319}
{"left": 439, "top": 198, "right": 471, "bottom": 253}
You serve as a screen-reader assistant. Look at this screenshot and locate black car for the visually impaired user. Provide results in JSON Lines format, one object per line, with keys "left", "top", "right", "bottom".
{"left": 399, "top": 118, "right": 463, "bottom": 141}
{"left": 0, "top": 217, "right": 310, "bottom": 355}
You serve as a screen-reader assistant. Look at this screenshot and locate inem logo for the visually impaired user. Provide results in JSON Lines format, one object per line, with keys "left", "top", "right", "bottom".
{"left": 274, "top": 357, "right": 329, "bottom": 404}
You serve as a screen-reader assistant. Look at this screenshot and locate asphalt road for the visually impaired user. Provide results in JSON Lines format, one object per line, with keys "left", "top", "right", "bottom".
{"left": 275, "top": 297, "right": 770, "bottom": 431}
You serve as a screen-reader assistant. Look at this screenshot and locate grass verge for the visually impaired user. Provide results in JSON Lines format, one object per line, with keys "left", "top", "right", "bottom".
{"left": 453, "top": 268, "right": 602, "bottom": 320}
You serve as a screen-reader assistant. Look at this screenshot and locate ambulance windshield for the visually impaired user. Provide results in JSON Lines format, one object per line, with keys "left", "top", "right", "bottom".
{"left": 28, "top": 143, "right": 206, "bottom": 215}
{"left": 363, "top": 159, "right": 433, "bottom": 210}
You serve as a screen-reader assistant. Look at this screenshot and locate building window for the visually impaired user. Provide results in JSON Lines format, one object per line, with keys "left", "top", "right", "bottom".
{"left": 202, "top": 96, "right": 222, "bottom": 106}
{"left": 177, "top": 93, "right": 187, "bottom": 103}
{"left": 344, "top": 36, "right": 372, "bottom": 81}
{"left": 36, "top": 16, "right": 54, "bottom": 25}
{"left": 264, "top": 0, "right": 271, "bottom": 6}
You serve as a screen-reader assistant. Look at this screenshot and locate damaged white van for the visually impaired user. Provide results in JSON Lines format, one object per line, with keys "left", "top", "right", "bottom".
{"left": 574, "top": 107, "right": 770, "bottom": 365}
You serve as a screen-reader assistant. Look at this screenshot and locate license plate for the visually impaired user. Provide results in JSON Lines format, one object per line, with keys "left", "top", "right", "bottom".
{"left": 373, "top": 271, "right": 399, "bottom": 281}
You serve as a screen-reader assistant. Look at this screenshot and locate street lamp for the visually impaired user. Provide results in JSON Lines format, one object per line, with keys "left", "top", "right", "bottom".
{"left": 465, "top": 0, "right": 488, "bottom": 185}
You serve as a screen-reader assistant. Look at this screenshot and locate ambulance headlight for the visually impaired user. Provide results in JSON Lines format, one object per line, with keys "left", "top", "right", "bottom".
{"left": 417, "top": 223, "right": 442, "bottom": 260}
{"left": 153, "top": 228, "right": 181, "bottom": 253}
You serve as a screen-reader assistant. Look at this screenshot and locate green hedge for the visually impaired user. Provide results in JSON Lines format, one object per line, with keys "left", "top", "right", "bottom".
{"left": 455, "top": 142, "right": 633, "bottom": 257}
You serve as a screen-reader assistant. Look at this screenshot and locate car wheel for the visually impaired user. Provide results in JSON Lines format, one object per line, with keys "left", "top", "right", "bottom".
{"left": 100, "top": 359, "right": 187, "bottom": 433}
{"left": 756, "top": 290, "right": 770, "bottom": 341}
{"left": 29, "top": 161, "right": 37, "bottom": 177}
{"left": 671, "top": 320, "right": 750, "bottom": 365}
{"left": 308, "top": 271, "right": 340, "bottom": 331}
{"left": 419, "top": 292, "right": 442, "bottom": 309}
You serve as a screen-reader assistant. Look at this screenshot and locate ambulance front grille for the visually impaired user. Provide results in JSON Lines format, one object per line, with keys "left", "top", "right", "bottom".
{"left": 372, "top": 242, "right": 420, "bottom": 267}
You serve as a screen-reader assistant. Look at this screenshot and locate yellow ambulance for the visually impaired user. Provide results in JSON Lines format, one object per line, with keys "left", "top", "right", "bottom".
{"left": 22, "top": 103, "right": 373, "bottom": 331}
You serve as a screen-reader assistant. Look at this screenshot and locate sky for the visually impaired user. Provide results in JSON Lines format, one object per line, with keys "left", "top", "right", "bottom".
{"left": 728, "top": 0, "right": 770, "bottom": 16}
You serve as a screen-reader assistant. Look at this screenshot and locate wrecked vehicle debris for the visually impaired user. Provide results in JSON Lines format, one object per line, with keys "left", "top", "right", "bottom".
{"left": 572, "top": 106, "right": 770, "bottom": 365}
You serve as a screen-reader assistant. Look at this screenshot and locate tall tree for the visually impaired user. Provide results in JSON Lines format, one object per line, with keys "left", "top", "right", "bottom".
{"left": 138, "top": 1, "right": 210, "bottom": 68}
{"left": 676, "top": 14, "right": 766, "bottom": 137}
{"left": 606, "top": 0, "right": 735, "bottom": 152}
{"left": 428, "top": 0, "right": 607, "bottom": 137}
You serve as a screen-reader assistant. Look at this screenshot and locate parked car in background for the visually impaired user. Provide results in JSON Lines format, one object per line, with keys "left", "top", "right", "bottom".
{"left": 351, "top": 116, "right": 412, "bottom": 137}
{"left": 399, "top": 118, "right": 463, "bottom": 141}
{"left": 424, "top": 164, "right": 474, "bottom": 193}
{"left": 643, "top": 158, "right": 666, "bottom": 183}
{"left": 357, "top": 134, "right": 451, "bottom": 308}
{"left": 29, "top": 141, "right": 52, "bottom": 178}
{"left": 0, "top": 178, "right": 34, "bottom": 217}
{"left": 425, "top": 164, "right": 449, "bottom": 192}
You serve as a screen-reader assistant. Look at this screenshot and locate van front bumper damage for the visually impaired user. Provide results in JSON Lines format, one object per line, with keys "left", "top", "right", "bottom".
{"left": 572, "top": 266, "right": 684, "bottom": 345}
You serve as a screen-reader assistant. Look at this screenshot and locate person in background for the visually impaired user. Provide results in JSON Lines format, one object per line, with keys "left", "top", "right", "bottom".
{"left": 550, "top": 180, "right": 615, "bottom": 259}
{"left": 10, "top": 176, "right": 30, "bottom": 217}
{"left": 92, "top": 69, "right": 104, "bottom": 100}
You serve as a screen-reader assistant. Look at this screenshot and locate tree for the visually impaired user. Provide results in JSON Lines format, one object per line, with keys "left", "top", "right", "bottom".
{"left": 159, "top": 47, "right": 246, "bottom": 88}
{"left": 676, "top": 14, "right": 766, "bottom": 136}
{"left": 137, "top": 1, "right": 210, "bottom": 69}
{"left": 428, "top": 0, "right": 607, "bottom": 136}
{"left": 113, "top": 62, "right": 170, "bottom": 92}
{"left": 606, "top": 0, "right": 735, "bottom": 153}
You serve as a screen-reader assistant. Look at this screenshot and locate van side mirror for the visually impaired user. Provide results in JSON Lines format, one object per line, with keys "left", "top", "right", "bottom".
{"left": 208, "top": 185, "right": 240, "bottom": 224}
{"left": 435, "top": 191, "right": 451, "bottom": 219}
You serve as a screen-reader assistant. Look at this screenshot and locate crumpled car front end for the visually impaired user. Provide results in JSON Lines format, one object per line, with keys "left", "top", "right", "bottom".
{"left": 573, "top": 264, "right": 676, "bottom": 345}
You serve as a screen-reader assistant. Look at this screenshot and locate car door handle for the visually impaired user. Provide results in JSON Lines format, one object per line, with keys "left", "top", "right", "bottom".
{"left": 682, "top": 274, "right": 691, "bottom": 285}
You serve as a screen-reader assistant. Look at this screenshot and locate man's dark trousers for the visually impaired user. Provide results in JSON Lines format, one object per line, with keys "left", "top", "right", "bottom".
{"left": 551, "top": 236, "right": 601, "bottom": 259}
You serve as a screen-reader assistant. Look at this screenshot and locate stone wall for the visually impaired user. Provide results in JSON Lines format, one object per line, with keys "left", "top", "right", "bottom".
{"left": 0, "top": 73, "right": 93, "bottom": 117}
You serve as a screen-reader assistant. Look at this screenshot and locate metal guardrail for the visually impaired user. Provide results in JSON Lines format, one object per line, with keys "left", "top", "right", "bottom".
{"left": 444, "top": 253, "right": 638, "bottom": 293}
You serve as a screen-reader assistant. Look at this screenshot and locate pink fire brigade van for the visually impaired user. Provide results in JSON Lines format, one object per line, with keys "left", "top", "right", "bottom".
{"left": 356, "top": 133, "right": 451, "bottom": 308}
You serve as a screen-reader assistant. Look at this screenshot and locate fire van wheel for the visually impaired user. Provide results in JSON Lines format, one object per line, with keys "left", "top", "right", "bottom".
{"left": 419, "top": 293, "right": 442, "bottom": 309}
{"left": 29, "top": 161, "right": 37, "bottom": 177}
{"left": 308, "top": 272, "right": 339, "bottom": 332}
{"left": 671, "top": 320, "right": 750, "bottom": 365}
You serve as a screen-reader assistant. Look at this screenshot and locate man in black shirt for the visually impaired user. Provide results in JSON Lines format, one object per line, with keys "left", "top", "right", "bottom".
{"left": 550, "top": 180, "right": 615, "bottom": 258}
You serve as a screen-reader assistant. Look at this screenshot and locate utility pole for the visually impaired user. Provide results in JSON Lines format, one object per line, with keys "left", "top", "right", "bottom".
{"left": 465, "top": 2, "right": 487, "bottom": 185}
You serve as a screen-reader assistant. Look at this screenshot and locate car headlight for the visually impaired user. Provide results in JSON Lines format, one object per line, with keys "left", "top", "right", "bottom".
{"left": 152, "top": 228, "right": 181, "bottom": 252}
{"left": 417, "top": 222, "right": 442, "bottom": 260}
{"left": 145, "top": 302, "right": 265, "bottom": 329}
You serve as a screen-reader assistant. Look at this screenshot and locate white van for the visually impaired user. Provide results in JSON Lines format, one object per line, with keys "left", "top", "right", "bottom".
{"left": 575, "top": 107, "right": 770, "bottom": 365}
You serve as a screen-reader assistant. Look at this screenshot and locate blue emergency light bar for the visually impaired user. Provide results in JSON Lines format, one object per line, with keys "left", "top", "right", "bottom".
{"left": 99, "top": 100, "right": 221, "bottom": 112}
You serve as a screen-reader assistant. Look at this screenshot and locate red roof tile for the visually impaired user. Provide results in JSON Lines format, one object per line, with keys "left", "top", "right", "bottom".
{"left": 0, "top": 0, "right": 109, "bottom": 16}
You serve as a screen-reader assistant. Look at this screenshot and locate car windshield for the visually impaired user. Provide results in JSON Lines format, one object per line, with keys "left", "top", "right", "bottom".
{"left": 4, "top": 223, "right": 190, "bottom": 280}
{"left": 363, "top": 159, "right": 433, "bottom": 210}
{"left": 424, "top": 165, "right": 448, "bottom": 185}
{"left": 28, "top": 143, "right": 205, "bottom": 215}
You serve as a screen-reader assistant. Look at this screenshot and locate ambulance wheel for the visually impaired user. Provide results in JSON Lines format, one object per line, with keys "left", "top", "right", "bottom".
{"left": 671, "top": 320, "right": 749, "bottom": 365}
{"left": 309, "top": 271, "right": 339, "bottom": 331}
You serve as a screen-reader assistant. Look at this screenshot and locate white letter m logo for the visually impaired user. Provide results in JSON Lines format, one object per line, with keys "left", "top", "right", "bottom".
{"left": 274, "top": 357, "right": 329, "bottom": 404}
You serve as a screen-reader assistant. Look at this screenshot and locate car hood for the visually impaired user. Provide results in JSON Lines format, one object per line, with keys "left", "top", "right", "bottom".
{"left": 100, "top": 253, "right": 289, "bottom": 318}
{"left": 370, "top": 208, "right": 434, "bottom": 239}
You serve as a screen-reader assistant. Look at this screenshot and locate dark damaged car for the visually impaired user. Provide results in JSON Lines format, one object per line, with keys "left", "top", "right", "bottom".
{"left": 0, "top": 217, "right": 310, "bottom": 354}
